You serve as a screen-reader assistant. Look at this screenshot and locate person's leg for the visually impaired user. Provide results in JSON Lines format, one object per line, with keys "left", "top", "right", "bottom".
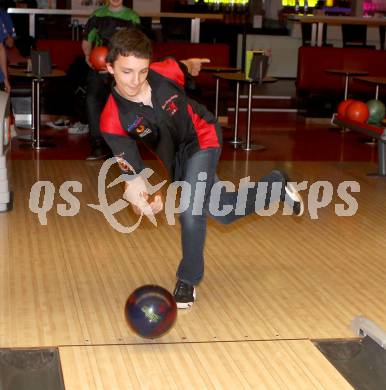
{"left": 176, "top": 148, "right": 220, "bottom": 285}
{"left": 174, "top": 148, "right": 220, "bottom": 308}
{"left": 85, "top": 70, "right": 111, "bottom": 160}
{"left": 174, "top": 150, "right": 303, "bottom": 308}
{"left": 209, "top": 170, "right": 287, "bottom": 225}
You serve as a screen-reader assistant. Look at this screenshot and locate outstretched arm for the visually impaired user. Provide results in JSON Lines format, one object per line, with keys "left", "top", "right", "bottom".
{"left": 102, "top": 133, "right": 164, "bottom": 216}
{"left": 180, "top": 58, "right": 210, "bottom": 76}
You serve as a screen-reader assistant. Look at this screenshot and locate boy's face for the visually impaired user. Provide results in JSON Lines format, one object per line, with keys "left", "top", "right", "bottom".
{"left": 108, "top": 0, "right": 123, "bottom": 10}
{"left": 107, "top": 54, "right": 150, "bottom": 100}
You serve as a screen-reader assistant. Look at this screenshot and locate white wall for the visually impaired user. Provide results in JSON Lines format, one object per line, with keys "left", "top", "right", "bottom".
{"left": 133, "top": 0, "right": 161, "bottom": 13}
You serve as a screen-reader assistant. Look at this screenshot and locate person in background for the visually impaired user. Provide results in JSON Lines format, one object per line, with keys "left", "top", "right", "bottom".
{"left": 0, "top": 35, "right": 10, "bottom": 92}
{"left": 78, "top": 0, "right": 140, "bottom": 159}
{"left": 0, "top": 0, "right": 16, "bottom": 92}
{"left": 0, "top": 7, "right": 16, "bottom": 49}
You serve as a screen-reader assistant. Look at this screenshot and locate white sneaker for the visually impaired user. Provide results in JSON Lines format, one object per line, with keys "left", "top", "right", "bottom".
{"left": 68, "top": 122, "right": 89, "bottom": 135}
{"left": 284, "top": 182, "right": 304, "bottom": 216}
{"left": 46, "top": 119, "right": 70, "bottom": 129}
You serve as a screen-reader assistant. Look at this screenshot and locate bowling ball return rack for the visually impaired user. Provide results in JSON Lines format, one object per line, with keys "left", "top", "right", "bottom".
{"left": 332, "top": 113, "right": 386, "bottom": 178}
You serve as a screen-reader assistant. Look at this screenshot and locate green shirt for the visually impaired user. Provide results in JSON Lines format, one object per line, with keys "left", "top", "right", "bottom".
{"left": 84, "top": 6, "right": 140, "bottom": 46}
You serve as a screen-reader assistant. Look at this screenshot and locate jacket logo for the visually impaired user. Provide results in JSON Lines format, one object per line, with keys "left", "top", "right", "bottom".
{"left": 127, "top": 116, "right": 143, "bottom": 132}
{"left": 162, "top": 94, "right": 179, "bottom": 116}
{"left": 136, "top": 125, "right": 152, "bottom": 138}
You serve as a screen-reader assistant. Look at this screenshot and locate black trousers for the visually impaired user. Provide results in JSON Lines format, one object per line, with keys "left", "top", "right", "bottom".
{"left": 86, "top": 70, "right": 112, "bottom": 146}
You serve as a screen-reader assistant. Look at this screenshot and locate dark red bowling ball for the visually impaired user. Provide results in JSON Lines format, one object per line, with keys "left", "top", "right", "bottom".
{"left": 125, "top": 285, "right": 177, "bottom": 339}
{"left": 89, "top": 46, "right": 108, "bottom": 71}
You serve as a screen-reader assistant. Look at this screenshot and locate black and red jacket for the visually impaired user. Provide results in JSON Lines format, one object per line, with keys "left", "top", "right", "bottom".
{"left": 100, "top": 58, "right": 222, "bottom": 180}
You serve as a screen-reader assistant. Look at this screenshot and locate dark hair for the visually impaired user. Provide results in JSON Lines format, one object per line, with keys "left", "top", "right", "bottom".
{"left": 107, "top": 29, "right": 152, "bottom": 64}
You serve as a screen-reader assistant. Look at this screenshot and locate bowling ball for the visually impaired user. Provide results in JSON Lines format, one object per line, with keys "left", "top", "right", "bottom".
{"left": 337, "top": 99, "right": 355, "bottom": 119}
{"left": 345, "top": 101, "right": 369, "bottom": 123}
{"left": 125, "top": 285, "right": 177, "bottom": 339}
{"left": 366, "top": 99, "right": 386, "bottom": 125}
{"left": 89, "top": 46, "right": 108, "bottom": 71}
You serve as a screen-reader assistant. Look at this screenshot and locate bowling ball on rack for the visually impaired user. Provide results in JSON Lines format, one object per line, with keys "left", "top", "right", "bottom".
{"left": 337, "top": 99, "right": 355, "bottom": 119}
{"left": 366, "top": 99, "right": 386, "bottom": 125}
{"left": 89, "top": 46, "right": 108, "bottom": 71}
{"left": 345, "top": 101, "right": 369, "bottom": 123}
{"left": 125, "top": 285, "right": 177, "bottom": 339}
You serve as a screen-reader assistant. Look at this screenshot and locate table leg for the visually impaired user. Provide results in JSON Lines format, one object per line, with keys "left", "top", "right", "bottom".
{"left": 344, "top": 75, "right": 349, "bottom": 100}
{"left": 33, "top": 78, "right": 55, "bottom": 150}
{"left": 317, "top": 22, "right": 324, "bottom": 47}
{"left": 34, "top": 78, "right": 41, "bottom": 149}
{"left": 31, "top": 78, "right": 36, "bottom": 143}
{"left": 18, "top": 79, "right": 37, "bottom": 146}
{"left": 241, "top": 83, "right": 265, "bottom": 151}
{"left": 311, "top": 23, "right": 317, "bottom": 47}
{"left": 214, "top": 78, "right": 219, "bottom": 118}
{"left": 190, "top": 18, "right": 200, "bottom": 43}
{"left": 363, "top": 85, "right": 380, "bottom": 146}
{"left": 229, "top": 81, "right": 242, "bottom": 146}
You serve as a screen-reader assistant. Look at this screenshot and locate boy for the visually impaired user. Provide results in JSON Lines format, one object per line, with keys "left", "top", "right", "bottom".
{"left": 100, "top": 28, "right": 304, "bottom": 309}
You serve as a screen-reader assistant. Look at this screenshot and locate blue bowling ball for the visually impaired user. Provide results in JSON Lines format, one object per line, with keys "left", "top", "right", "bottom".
{"left": 125, "top": 285, "right": 177, "bottom": 339}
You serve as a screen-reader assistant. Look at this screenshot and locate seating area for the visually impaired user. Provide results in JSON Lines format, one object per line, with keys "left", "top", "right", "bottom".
{"left": 9, "top": 39, "right": 230, "bottom": 121}
{"left": 36, "top": 39, "right": 230, "bottom": 90}
{"left": 297, "top": 46, "right": 386, "bottom": 97}
{"left": 296, "top": 46, "right": 386, "bottom": 116}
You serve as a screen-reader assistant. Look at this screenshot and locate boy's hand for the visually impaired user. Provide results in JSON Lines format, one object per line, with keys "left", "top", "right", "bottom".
{"left": 181, "top": 58, "right": 210, "bottom": 76}
{"left": 124, "top": 177, "right": 163, "bottom": 216}
{"left": 131, "top": 193, "right": 163, "bottom": 216}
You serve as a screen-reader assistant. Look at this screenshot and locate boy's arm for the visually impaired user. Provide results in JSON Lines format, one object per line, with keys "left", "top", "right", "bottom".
{"left": 102, "top": 132, "right": 146, "bottom": 176}
{"left": 179, "top": 58, "right": 210, "bottom": 76}
{"left": 102, "top": 133, "right": 163, "bottom": 216}
{"left": 150, "top": 57, "right": 210, "bottom": 88}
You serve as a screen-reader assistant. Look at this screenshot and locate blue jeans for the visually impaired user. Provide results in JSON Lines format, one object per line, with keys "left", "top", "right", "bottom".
{"left": 176, "top": 148, "right": 285, "bottom": 285}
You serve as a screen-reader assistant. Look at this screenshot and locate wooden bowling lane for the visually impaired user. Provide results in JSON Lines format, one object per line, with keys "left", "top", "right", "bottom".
{"left": 59, "top": 340, "right": 352, "bottom": 389}
{"left": 2, "top": 158, "right": 386, "bottom": 387}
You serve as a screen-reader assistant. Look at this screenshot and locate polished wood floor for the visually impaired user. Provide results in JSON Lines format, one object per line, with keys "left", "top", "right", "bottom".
{"left": 9, "top": 114, "right": 379, "bottom": 163}
{"left": 1, "top": 114, "right": 385, "bottom": 389}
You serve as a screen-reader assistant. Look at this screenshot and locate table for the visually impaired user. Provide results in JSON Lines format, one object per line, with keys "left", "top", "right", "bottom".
{"left": 213, "top": 72, "right": 277, "bottom": 151}
{"left": 9, "top": 68, "right": 65, "bottom": 149}
{"left": 202, "top": 66, "right": 240, "bottom": 118}
{"left": 291, "top": 15, "right": 386, "bottom": 47}
{"left": 8, "top": 8, "right": 223, "bottom": 44}
{"left": 354, "top": 76, "right": 386, "bottom": 100}
{"left": 326, "top": 69, "right": 369, "bottom": 100}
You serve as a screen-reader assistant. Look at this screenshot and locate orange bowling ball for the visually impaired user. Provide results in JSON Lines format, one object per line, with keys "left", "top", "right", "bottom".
{"left": 345, "top": 101, "right": 369, "bottom": 123}
{"left": 89, "top": 46, "right": 108, "bottom": 71}
{"left": 337, "top": 99, "right": 355, "bottom": 119}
